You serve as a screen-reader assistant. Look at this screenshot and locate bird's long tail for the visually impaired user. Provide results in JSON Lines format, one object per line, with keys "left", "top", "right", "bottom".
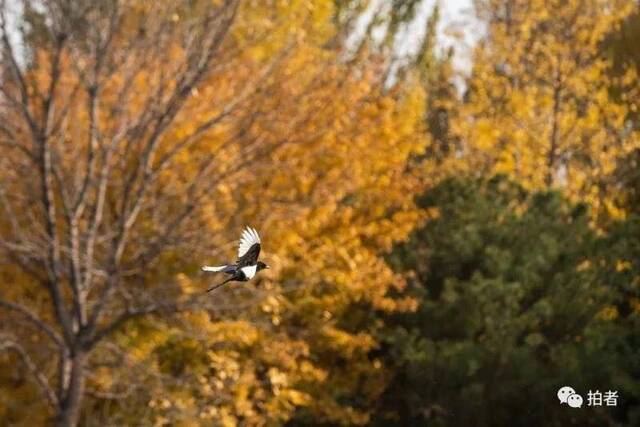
{"left": 207, "top": 276, "right": 234, "bottom": 293}
{"left": 202, "top": 265, "right": 228, "bottom": 272}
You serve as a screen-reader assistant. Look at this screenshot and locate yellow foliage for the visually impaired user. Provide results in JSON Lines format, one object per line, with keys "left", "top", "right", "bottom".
{"left": 457, "top": 0, "right": 640, "bottom": 217}
{"left": 0, "top": 0, "right": 424, "bottom": 425}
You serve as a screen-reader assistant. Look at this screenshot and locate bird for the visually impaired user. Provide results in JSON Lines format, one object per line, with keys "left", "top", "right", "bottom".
{"left": 202, "top": 226, "right": 269, "bottom": 292}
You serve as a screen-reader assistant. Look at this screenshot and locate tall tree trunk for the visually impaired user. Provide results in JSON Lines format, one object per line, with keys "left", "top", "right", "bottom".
{"left": 55, "top": 351, "right": 87, "bottom": 427}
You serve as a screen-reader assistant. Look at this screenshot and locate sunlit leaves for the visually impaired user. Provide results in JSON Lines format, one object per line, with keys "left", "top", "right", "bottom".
{"left": 458, "top": 0, "right": 640, "bottom": 218}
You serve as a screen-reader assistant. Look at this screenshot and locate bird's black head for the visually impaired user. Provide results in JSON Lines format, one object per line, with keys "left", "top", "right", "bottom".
{"left": 257, "top": 261, "right": 269, "bottom": 271}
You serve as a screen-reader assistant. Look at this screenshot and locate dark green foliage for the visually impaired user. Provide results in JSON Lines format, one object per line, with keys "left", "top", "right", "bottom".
{"left": 375, "top": 176, "right": 639, "bottom": 426}
{"left": 595, "top": 214, "right": 640, "bottom": 424}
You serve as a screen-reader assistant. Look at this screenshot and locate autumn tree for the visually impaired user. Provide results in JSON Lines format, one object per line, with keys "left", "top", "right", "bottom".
{"left": 0, "top": 0, "right": 273, "bottom": 425}
{"left": 0, "top": 0, "right": 428, "bottom": 425}
{"left": 458, "top": 0, "right": 639, "bottom": 216}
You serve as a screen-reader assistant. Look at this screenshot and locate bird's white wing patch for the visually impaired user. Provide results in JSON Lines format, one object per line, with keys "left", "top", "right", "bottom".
{"left": 202, "top": 265, "right": 227, "bottom": 272}
{"left": 240, "top": 264, "right": 257, "bottom": 279}
{"left": 238, "top": 226, "right": 261, "bottom": 258}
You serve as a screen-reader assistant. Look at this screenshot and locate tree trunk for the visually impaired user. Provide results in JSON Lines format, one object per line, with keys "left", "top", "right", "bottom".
{"left": 54, "top": 351, "right": 87, "bottom": 427}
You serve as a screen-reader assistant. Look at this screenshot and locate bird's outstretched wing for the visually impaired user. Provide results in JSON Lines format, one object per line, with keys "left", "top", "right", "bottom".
{"left": 237, "top": 226, "right": 261, "bottom": 267}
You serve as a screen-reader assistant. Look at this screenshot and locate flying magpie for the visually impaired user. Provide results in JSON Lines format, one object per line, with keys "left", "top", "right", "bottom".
{"left": 202, "top": 226, "right": 269, "bottom": 292}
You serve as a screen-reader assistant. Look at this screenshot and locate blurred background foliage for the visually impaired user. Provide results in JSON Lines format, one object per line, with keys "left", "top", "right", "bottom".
{"left": 0, "top": 0, "right": 638, "bottom": 426}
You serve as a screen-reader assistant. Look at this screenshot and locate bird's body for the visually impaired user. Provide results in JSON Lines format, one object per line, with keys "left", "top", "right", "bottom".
{"left": 202, "top": 227, "right": 269, "bottom": 291}
{"left": 239, "top": 264, "right": 257, "bottom": 279}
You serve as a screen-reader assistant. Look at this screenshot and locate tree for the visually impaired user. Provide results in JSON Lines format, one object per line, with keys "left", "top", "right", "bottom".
{"left": 458, "top": 0, "right": 639, "bottom": 217}
{"left": 0, "top": 0, "right": 429, "bottom": 425}
{"left": 375, "top": 176, "right": 638, "bottom": 426}
{"left": 0, "top": 0, "right": 269, "bottom": 424}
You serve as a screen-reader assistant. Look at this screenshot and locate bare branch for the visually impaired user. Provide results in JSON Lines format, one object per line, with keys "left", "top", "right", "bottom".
{"left": 0, "top": 299, "right": 65, "bottom": 350}
{"left": 0, "top": 122, "right": 36, "bottom": 161}
{"left": 0, "top": 1, "right": 38, "bottom": 135}
{"left": 0, "top": 335, "right": 59, "bottom": 408}
{"left": 85, "top": 0, "right": 241, "bottom": 334}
